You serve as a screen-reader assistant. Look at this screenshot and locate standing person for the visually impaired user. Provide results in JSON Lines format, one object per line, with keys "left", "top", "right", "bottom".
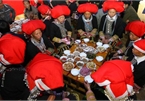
{"left": 22, "top": 20, "right": 54, "bottom": 66}
{"left": 37, "top": 4, "right": 52, "bottom": 38}
{"left": 85, "top": 60, "right": 134, "bottom": 100}
{"left": 113, "top": 21, "right": 145, "bottom": 60}
{"left": 77, "top": 3, "right": 98, "bottom": 39}
{"left": 23, "top": 0, "right": 38, "bottom": 20}
{"left": 49, "top": 5, "right": 72, "bottom": 56}
{"left": 0, "top": 33, "right": 30, "bottom": 100}
{"left": 99, "top": 1, "right": 125, "bottom": 44}
{"left": 0, "top": 0, "right": 15, "bottom": 24}
{"left": 122, "top": 0, "right": 140, "bottom": 24}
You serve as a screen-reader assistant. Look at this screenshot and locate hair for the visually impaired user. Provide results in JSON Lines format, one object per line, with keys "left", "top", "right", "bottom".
{"left": 23, "top": 0, "right": 30, "bottom": 3}
{"left": 0, "top": 20, "right": 10, "bottom": 35}
{"left": 123, "top": 1, "right": 132, "bottom": 6}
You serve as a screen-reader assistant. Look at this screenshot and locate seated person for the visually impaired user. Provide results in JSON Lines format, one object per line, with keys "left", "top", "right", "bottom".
{"left": 38, "top": 4, "right": 53, "bottom": 38}
{"left": 23, "top": 0, "right": 38, "bottom": 20}
{"left": 25, "top": 53, "right": 77, "bottom": 100}
{"left": 0, "top": 33, "right": 30, "bottom": 100}
{"left": 99, "top": 1, "right": 125, "bottom": 44}
{"left": 49, "top": 5, "right": 73, "bottom": 56}
{"left": 22, "top": 20, "right": 54, "bottom": 65}
{"left": 85, "top": 60, "right": 134, "bottom": 100}
{"left": 113, "top": 21, "right": 145, "bottom": 60}
{"left": 77, "top": 3, "right": 98, "bottom": 39}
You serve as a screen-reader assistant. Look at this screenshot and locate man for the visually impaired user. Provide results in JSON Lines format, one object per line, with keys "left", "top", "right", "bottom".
{"left": 0, "top": 0, "right": 15, "bottom": 24}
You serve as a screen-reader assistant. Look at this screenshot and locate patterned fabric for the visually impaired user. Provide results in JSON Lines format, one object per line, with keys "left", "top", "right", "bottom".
{"left": 82, "top": 15, "right": 93, "bottom": 32}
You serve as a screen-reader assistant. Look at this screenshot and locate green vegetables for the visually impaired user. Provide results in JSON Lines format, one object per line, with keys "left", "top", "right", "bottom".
{"left": 87, "top": 52, "right": 96, "bottom": 59}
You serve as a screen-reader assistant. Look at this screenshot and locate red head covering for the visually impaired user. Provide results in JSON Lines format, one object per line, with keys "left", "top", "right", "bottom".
{"left": 51, "top": 5, "right": 70, "bottom": 19}
{"left": 125, "top": 20, "right": 145, "bottom": 37}
{"left": 103, "top": 1, "right": 124, "bottom": 12}
{"left": 0, "top": 34, "right": 26, "bottom": 65}
{"left": 38, "top": 4, "right": 51, "bottom": 15}
{"left": 91, "top": 60, "right": 134, "bottom": 100}
{"left": 22, "top": 20, "right": 46, "bottom": 35}
{"left": 26, "top": 53, "right": 64, "bottom": 91}
{"left": 133, "top": 39, "right": 145, "bottom": 54}
{"left": 77, "top": 3, "right": 98, "bottom": 14}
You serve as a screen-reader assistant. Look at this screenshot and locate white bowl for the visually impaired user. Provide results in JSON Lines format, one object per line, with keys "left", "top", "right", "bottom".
{"left": 60, "top": 56, "right": 67, "bottom": 62}
{"left": 103, "top": 44, "right": 110, "bottom": 49}
{"left": 83, "top": 38, "right": 90, "bottom": 43}
{"left": 63, "top": 62, "right": 74, "bottom": 71}
{"left": 73, "top": 51, "right": 80, "bottom": 57}
{"left": 75, "top": 39, "right": 81, "bottom": 44}
{"left": 96, "top": 56, "right": 104, "bottom": 62}
{"left": 84, "top": 75, "right": 94, "bottom": 83}
{"left": 71, "top": 69, "right": 80, "bottom": 76}
{"left": 67, "top": 58, "right": 74, "bottom": 63}
{"left": 76, "top": 61, "right": 84, "bottom": 68}
{"left": 97, "top": 46, "right": 105, "bottom": 53}
{"left": 96, "top": 42, "right": 103, "bottom": 46}
{"left": 80, "top": 52, "right": 87, "bottom": 58}
{"left": 64, "top": 50, "right": 71, "bottom": 56}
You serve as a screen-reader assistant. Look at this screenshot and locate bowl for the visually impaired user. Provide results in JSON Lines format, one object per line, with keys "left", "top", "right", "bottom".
{"left": 63, "top": 62, "right": 74, "bottom": 71}
{"left": 86, "top": 62, "right": 96, "bottom": 70}
{"left": 73, "top": 51, "right": 80, "bottom": 57}
{"left": 103, "top": 44, "right": 110, "bottom": 50}
{"left": 97, "top": 46, "right": 105, "bottom": 53}
{"left": 96, "top": 42, "right": 103, "bottom": 46}
{"left": 67, "top": 54, "right": 74, "bottom": 58}
{"left": 71, "top": 69, "right": 80, "bottom": 76}
{"left": 81, "top": 57, "right": 89, "bottom": 63}
{"left": 74, "top": 56, "right": 81, "bottom": 62}
{"left": 60, "top": 56, "right": 67, "bottom": 62}
{"left": 84, "top": 75, "right": 94, "bottom": 83}
{"left": 96, "top": 56, "right": 104, "bottom": 62}
{"left": 75, "top": 39, "right": 81, "bottom": 44}
{"left": 83, "top": 38, "right": 90, "bottom": 43}
{"left": 64, "top": 50, "right": 71, "bottom": 56}
{"left": 67, "top": 58, "right": 74, "bottom": 63}
{"left": 80, "top": 67, "right": 91, "bottom": 77}
{"left": 80, "top": 52, "right": 87, "bottom": 58}
{"left": 76, "top": 61, "right": 84, "bottom": 68}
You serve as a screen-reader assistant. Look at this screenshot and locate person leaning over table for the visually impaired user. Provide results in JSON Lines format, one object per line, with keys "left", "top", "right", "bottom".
{"left": 76, "top": 3, "right": 98, "bottom": 39}
{"left": 112, "top": 20, "right": 145, "bottom": 60}
{"left": 84, "top": 60, "right": 134, "bottom": 100}
{"left": 22, "top": 20, "right": 54, "bottom": 66}
{"left": 37, "top": 4, "right": 53, "bottom": 38}
{"left": 49, "top": 5, "right": 73, "bottom": 56}
{"left": 99, "top": 1, "right": 125, "bottom": 44}
{"left": 23, "top": 0, "right": 38, "bottom": 20}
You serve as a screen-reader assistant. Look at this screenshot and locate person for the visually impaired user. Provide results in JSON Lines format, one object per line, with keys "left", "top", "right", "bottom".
{"left": 113, "top": 21, "right": 145, "bottom": 60}
{"left": 122, "top": 0, "right": 140, "bottom": 24}
{"left": 77, "top": 3, "right": 98, "bottom": 39}
{"left": 37, "top": 4, "right": 52, "bottom": 38}
{"left": 99, "top": 1, "right": 125, "bottom": 44}
{"left": 49, "top": 5, "right": 73, "bottom": 56}
{"left": 84, "top": 60, "right": 134, "bottom": 100}
{"left": 0, "top": 33, "right": 30, "bottom": 100}
{"left": 130, "top": 39, "right": 145, "bottom": 100}
{"left": 0, "top": 0, "right": 15, "bottom": 24}
{"left": 22, "top": 20, "right": 54, "bottom": 66}
{"left": 25, "top": 53, "right": 77, "bottom": 100}
{"left": 23, "top": 0, "right": 38, "bottom": 20}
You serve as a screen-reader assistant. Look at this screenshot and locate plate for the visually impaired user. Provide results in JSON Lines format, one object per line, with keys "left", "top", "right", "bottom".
{"left": 71, "top": 69, "right": 80, "bottom": 76}
{"left": 96, "top": 56, "right": 104, "bottom": 62}
{"left": 96, "top": 42, "right": 103, "bottom": 46}
{"left": 64, "top": 50, "right": 70, "bottom": 55}
{"left": 103, "top": 44, "right": 110, "bottom": 49}
{"left": 84, "top": 75, "right": 93, "bottom": 83}
{"left": 80, "top": 52, "right": 87, "bottom": 58}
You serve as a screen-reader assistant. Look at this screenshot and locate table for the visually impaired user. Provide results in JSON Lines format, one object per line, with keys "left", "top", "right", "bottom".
{"left": 63, "top": 41, "right": 110, "bottom": 93}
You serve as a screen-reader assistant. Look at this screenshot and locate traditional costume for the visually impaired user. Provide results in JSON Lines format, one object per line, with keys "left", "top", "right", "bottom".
{"left": 0, "top": 33, "right": 30, "bottom": 100}
{"left": 77, "top": 3, "right": 98, "bottom": 39}
{"left": 22, "top": 20, "right": 54, "bottom": 65}
{"left": 91, "top": 60, "right": 134, "bottom": 100}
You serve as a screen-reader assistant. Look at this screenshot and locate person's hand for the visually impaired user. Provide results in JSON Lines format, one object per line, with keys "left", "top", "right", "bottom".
{"left": 84, "top": 81, "right": 91, "bottom": 91}
{"left": 113, "top": 52, "right": 119, "bottom": 57}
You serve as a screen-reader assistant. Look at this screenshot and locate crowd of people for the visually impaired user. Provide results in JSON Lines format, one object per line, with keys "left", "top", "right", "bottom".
{"left": 0, "top": 0, "right": 145, "bottom": 100}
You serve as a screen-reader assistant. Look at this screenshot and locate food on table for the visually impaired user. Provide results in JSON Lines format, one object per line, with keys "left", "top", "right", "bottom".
{"left": 81, "top": 57, "right": 88, "bottom": 63}
{"left": 73, "top": 51, "right": 80, "bottom": 57}
{"left": 75, "top": 47, "right": 83, "bottom": 52}
{"left": 87, "top": 52, "right": 96, "bottom": 60}
{"left": 97, "top": 46, "right": 105, "bottom": 52}
{"left": 60, "top": 56, "right": 67, "bottom": 62}
{"left": 67, "top": 58, "right": 74, "bottom": 63}
{"left": 76, "top": 61, "right": 84, "bottom": 68}
{"left": 67, "top": 54, "right": 74, "bottom": 58}
{"left": 80, "top": 67, "right": 90, "bottom": 77}
{"left": 63, "top": 62, "right": 74, "bottom": 71}
{"left": 74, "top": 56, "right": 81, "bottom": 62}
{"left": 86, "top": 62, "right": 96, "bottom": 70}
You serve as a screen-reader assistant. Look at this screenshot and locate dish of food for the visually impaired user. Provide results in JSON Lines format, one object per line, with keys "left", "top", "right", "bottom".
{"left": 83, "top": 38, "right": 90, "bottom": 43}
{"left": 86, "top": 62, "right": 96, "bottom": 70}
{"left": 60, "top": 56, "right": 67, "bottom": 62}
{"left": 80, "top": 67, "right": 90, "bottom": 77}
{"left": 63, "top": 62, "right": 74, "bottom": 71}
{"left": 103, "top": 44, "right": 110, "bottom": 49}
{"left": 67, "top": 54, "right": 74, "bottom": 58}
{"left": 75, "top": 39, "right": 81, "bottom": 44}
{"left": 87, "top": 52, "right": 96, "bottom": 60}
{"left": 96, "top": 56, "right": 104, "bottom": 62}
{"left": 67, "top": 58, "right": 74, "bottom": 63}
{"left": 64, "top": 50, "right": 71, "bottom": 55}
{"left": 84, "top": 75, "right": 93, "bottom": 83}
{"left": 96, "top": 42, "right": 103, "bottom": 46}
{"left": 71, "top": 68, "right": 80, "bottom": 76}
{"left": 97, "top": 46, "right": 105, "bottom": 53}
{"left": 75, "top": 47, "right": 83, "bottom": 52}
{"left": 80, "top": 52, "right": 87, "bottom": 58}
{"left": 81, "top": 57, "right": 89, "bottom": 63}
{"left": 74, "top": 56, "right": 81, "bottom": 62}
{"left": 76, "top": 61, "right": 84, "bottom": 68}
{"left": 73, "top": 51, "right": 80, "bottom": 57}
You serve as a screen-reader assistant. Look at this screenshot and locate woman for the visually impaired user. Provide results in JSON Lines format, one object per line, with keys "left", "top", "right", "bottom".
{"left": 37, "top": 4, "right": 52, "bottom": 38}
{"left": 49, "top": 5, "right": 72, "bottom": 56}
{"left": 77, "top": 3, "right": 98, "bottom": 39}
{"left": 99, "top": 1, "right": 125, "bottom": 44}
{"left": 23, "top": 0, "right": 38, "bottom": 20}
{"left": 22, "top": 20, "right": 54, "bottom": 65}
{"left": 0, "top": 33, "right": 30, "bottom": 100}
